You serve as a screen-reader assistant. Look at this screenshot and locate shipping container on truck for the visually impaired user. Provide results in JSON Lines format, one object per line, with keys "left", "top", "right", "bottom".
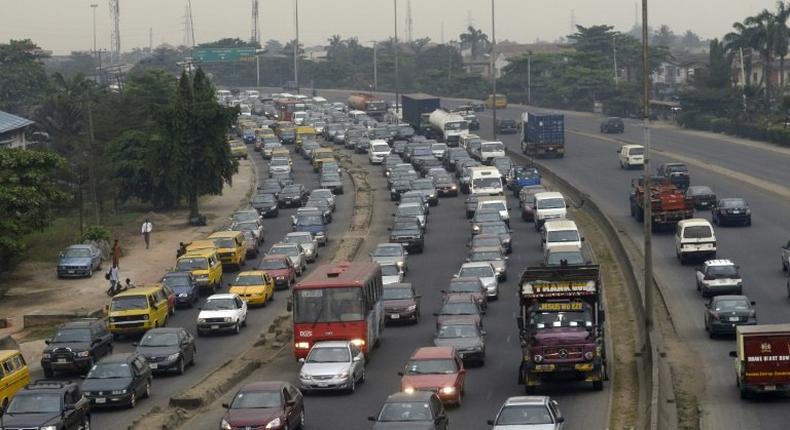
{"left": 347, "top": 94, "right": 388, "bottom": 119}
{"left": 729, "top": 324, "right": 790, "bottom": 399}
{"left": 520, "top": 112, "right": 565, "bottom": 158}
{"left": 401, "top": 93, "right": 440, "bottom": 135}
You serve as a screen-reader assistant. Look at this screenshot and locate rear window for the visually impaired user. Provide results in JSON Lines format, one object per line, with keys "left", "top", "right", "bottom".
{"left": 683, "top": 225, "right": 712, "bottom": 238}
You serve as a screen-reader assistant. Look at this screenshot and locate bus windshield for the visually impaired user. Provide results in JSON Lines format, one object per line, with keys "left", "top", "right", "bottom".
{"left": 294, "top": 287, "right": 365, "bottom": 323}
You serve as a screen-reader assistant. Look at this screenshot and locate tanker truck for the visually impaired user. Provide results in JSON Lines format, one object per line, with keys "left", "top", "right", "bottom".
{"left": 347, "top": 93, "right": 388, "bottom": 119}
{"left": 428, "top": 109, "right": 469, "bottom": 147}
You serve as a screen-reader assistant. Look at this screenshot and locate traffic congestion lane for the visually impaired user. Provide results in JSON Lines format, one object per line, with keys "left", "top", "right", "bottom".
{"left": 469, "top": 111, "right": 790, "bottom": 429}
{"left": 77, "top": 143, "right": 355, "bottom": 428}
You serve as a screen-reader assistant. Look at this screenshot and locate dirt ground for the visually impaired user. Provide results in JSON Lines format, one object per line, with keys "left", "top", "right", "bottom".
{"left": 0, "top": 158, "right": 255, "bottom": 340}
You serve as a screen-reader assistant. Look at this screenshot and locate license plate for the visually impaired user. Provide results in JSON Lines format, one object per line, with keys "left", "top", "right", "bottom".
{"left": 764, "top": 385, "right": 777, "bottom": 391}
{"left": 95, "top": 398, "right": 106, "bottom": 404}
{"left": 68, "top": 270, "right": 75, "bottom": 274}
{"left": 729, "top": 317, "right": 740, "bottom": 322}
{"left": 390, "top": 314, "right": 400, "bottom": 319}
{"left": 57, "top": 358, "right": 67, "bottom": 363}
{"left": 733, "top": 210, "right": 741, "bottom": 214}
{"left": 211, "top": 325, "right": 219, "bottom": 329}
{"left": 318, "top": 383, "right": 328, "bottom": 387}
{"left": 149, "top": 363, "right": 158, "bottom": 369}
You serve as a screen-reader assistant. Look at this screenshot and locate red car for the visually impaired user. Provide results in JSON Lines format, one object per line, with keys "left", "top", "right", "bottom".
{"left": 259, "top": 254, "right": 296, "bottom": 290}
{"left": 399, "top": 346, "right": 466, "bottom": 405}
{"left": 519, "top": 185, "right": 546, "bottom": 222}
{"left": 220, "top": 381, "right": 305, "bottom": 430}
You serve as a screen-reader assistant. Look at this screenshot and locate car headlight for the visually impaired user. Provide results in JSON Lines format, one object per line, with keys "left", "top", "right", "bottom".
{"left": 220, "top": 419, "right": 232, "bottom": 430}
{"left": 41, "top": 426, "right": 57, "bottom": 430}
{"left": 451, "top": 185, "right": 457, "bottom": 189}
{"left": 337, "top": 370, "right": 350, "bottom": 379}
{"left": 167, "top": 353, "right": 181, "bottom": 361}
{"left": 295, "top": 342, "right": 310, "bottom": 349}
{"left": 178, "top": 293, "right": 188, "bottom": 298}
{"left": 76, "top": 350, "right": 91, "bottom": 358}
{"left": 502, "top": 238, "right": 511, "bottom": 244}
{"left": 111, "top": 389, "right": 127, "bottom": 395}
{"left": 142, "top": 314, "right": 149, "bottom": 320}
{"left": 265, "top": 417, "right": 282, "bottom": 429}
{"left": 441, "top": 386, "right": 456, "bottom": 395}
{"left": 403, "top": 386, "right": 415, "bottom": 394}
{"left": 495, "top": 266, "right": 504, "bottom": 273}
{"left": 300, "top": 372, "right": 311, "bottom": 380}
{"left": 406, "top": 305, "right": 417, "bottom": 311}
{"left": 350, "top": 338, "right": 366, "bottom": 347}
{"left": 224, "top": 317, "right": 233, "bottom": 322}
{"left": 198, "top": 318, "right": 206, "bottom": 323}
{"left": 533, "top": 354, "right": 544, "bottom": 363}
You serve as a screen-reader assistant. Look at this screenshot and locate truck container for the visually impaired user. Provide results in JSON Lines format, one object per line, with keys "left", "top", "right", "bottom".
{"left": 402, "top": 93, "right": 440, "bottom": 135}
{"left": 520, "top": 112, "right": 565, "bottom": 158}
{"left": 517, "top": 265, "right": 607, "bottom": 393}
{"left": 729, "top": 324, "right": 790, "bottom": 398}
{"left": 428, "top": 110, "right": 469, "bottom": 147}
{"left": 629, "top": 176, "right": 694, "bottom": 228}
{"left": 347, "top": 94, "right": 388, "bottom": 119}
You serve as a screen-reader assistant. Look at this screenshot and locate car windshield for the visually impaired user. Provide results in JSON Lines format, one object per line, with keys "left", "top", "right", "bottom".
{"left": 547, "top": 230, "right": 580, "bottom": 243}
{"left": 479, "top": 223, "right": 507, "bottom": 234}
{"left": 715, "top": 299, "right": 751, "bottom": 311}
{"left": 684, "top": 225, "right": 712, "bottom": 238}
{"left": 312, "top": 190, "right": 332, "bottom": 199}
{"left": 412, "top": 181, "right": 433, "bottom": 190}
{"left": 720, "top": 199, "right": 747, "bottom": 208}
{"left": 481, "top": 202, "right": 506, "bottom": 211}
{"left": 378, "top": 401, "right": 433, "bottom": 422}
{"left": 470, "top": 251, "right": 502, "bottom": 261}
{"left": 381, "top": 265, "right": 401, "bottom": 276}
{"left": 293, "top": 287, "right": 365, "bottom": 323}
{"left": 233, "top": 275, "right": 265, "bottom": 286}
{"left": 163, "top": 275, "right": 191, "bottom": 288}
{"left": 473, "top": 237, "right": 500, "bottom": 248}
{"left": 296, "top": 215, "right": 324, "bottom": 226}
{"left": 230, "top": 391, "right": 282, "bottom": 409}
{"left": 233, "top": 212, "right": 259, "bottom": 223}
{"left": 482, "top": 142, "right": 504, "bottom": 151}
{"left": 110, "top": 295, "right": 148, "bottom": 311}
{"left": 372, "top": 144, "right": 390, "bottom": 152}
{"left": 306, "top": 346, "right": 350, "bottom": 363}
{"left": 285, "top": 235, "right": 312, "bottom": 245}
{"left": 63, "top": 248, "right": 91, "bottom": 258}
{"left": 234, "top": 222, "right": 259, "bottom": 232}
{"left": 271, "top": 246, "right": 298, "bottom": 256}
{"left": 472, "top": 177, "right": 501, "bottom": 189}
{"left": 87, "top": 362, "right": 132, "bottom": 379}
{"left": 406, "top": 358, "right": 458, "bottom": 374}
{"left": 260, "top": 259, "right": 287, "bottom": 270}
{"left": 213, "top": 238, "right": 237, "bottom": 249}
{"left": 383, "top": 288, "right": 413, "bottom": 300}
{"left": 440, "top": 303, "right": 477, "bottom": 315}
{"left": 392, "top": 224, "right": 420, "bottom": 234}
{"left": 6, "top": 393, "right": 62, "bottom": 414}
{"left": 707, "top": 265, "right": 739, "bottom": 277}
{"left": 203, "top": 298, "right": 237, "bottom": 310}
{"left": 437, "top": 324, "right": 479, "bottom": 339}
{"left": 531, "top": 310, "right": 593, "bottom": 329}
{"left": 475, "top": 212, "right": 501, "bottom": 223}
{"left": 374, "top": 246, "right": 403, "bottom": 257}
{"left": 253, "top": 195, "right": 276, "bottom": 204}
{"left": 270, "top": 158, "right": 289, "bottom": 166}
{"left": 537, "top": 198, "right": 565, "bottom": 209}
{"left": 397, "top": 206, "right": 422, "bottom": 216}
{"left": 496, "top": 405, "right": 554, "bottom": 425}
{"left": 139, "top": 331, "right": 179, "bottom": 347}
{"left": 177, "top": 257, "right": 208, "bottom": 271}
{"left": 688, "top": 186, "right": 713, "bottom": 195}
{"left": 547, "top": 251, "right": 585, "bottom": 266}
{"left": 52, "top": 328, "right": 91, "bottom": 343}
{"left": 450, "top": 280, "right": 482, "bottom": 293}
{"left": 459, "top": 266, "right": 495, "bottom": 278}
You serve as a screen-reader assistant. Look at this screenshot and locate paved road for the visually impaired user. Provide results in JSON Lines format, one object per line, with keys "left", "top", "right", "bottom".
{"left": 33, "top": 143, "right": 354, "bottom": 428}
{"left": 182, "top": 124, "right": 610, "bottom": 430}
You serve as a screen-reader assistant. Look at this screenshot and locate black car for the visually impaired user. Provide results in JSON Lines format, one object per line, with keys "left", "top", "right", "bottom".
{"left": 258, "top": 180, "right": 282, "bottom": 197}
{"left": 389, "top": 220, "right": 425, "bottom": 253}
{"left": 496, "top": 119, "right": 518, "bottom": 134}
{"left": 1, "top": 380, "right": 90, "bottom": 430}
{"left": 433, "top": 322, "right": 486, "bottom": 365}
{"left": 600, "top": 117, "right": 625, "bottom": 133}
{"left": 686, "top": 185, "right": 717, "bottom": 210}
{"left": 135, "top": 327, "right": 196, "bottom": 375}
{"left": 251, "top": 193, "right": 280, "bottom": 217}
{"left": 305, "top": 198, "right": 333, "bottom": 223}
{"left": 319, "top": 173, "right": 344, "bottom": 194}
{"left": 390, "top": 179, "right": 413, "bottom": 201}
{"left": 657, "top": 163, "right": 690, "bottom": 190}
{"left": 277, "top": 184, "right": 309, "bottom": 208}
{"left": 369, "top": 391, "right": 448, "bottom": 430}
{"left": 41, "top": 318, "right": 113, "bottom": 377}
{"left": 410, "top": 178, "right": 438, "bottom": 207}
{"left": 712, "top": 198, "right": 751, "bottom": 226}
{"left": 477, "top": 221, "right": 512, "bottom": 253}
{"left": 81, "top": 353, "right": 153, "bottom": 408}
{"left": 704, "top": 295, "right": 757, "bottom": 337}
{"left": 161, "top": 271, "right": 200, "bottom": 306}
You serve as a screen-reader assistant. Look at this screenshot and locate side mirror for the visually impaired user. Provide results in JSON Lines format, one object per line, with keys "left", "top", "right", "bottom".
{"left": 480, "top": 330, "right": 487, "bottom": 336}
{"left": 132, "top": 342, "right": 138, "bottom": 347}
{"left": 557, "top": 417, "right": 566, "bottom": 423}
{"left": 729, "top": 351, "right": 737, "bottom": 358}
{"left": 387, "top": 227, "right": 392, "bottom": 231}
{"left": 452, "top": 274, "right": 459, "bottom": 278}
{"left": 751, "top": 301, "right": 756, "bottom": 305}
{"left": 353, "top": 355, "right": 362, "bottom": 362}
{"left": 487, "top": 419, "right": 495, "bottom": 425}
{"left": 414, "top": 295, "right": 422, "bottom": 299}
{"left": 432, "top": 312, "right": 439, "bottom": 316}
{"left": 516, "top": 316, "right": 524, "bottom": 330}
{"left": 45, "top": 339, "right": 51, "bottom": 345}
{"left": 222, "top": 402, "right": 231, "bottom": 409}
{"left": 286, "top": 301, "right": 293, "bottom": 312}
{"left": 581, "top": 237, "right": 585, "bottom": 242}
{"left": 368, "top": 416, "right": 377, "bottom": 422}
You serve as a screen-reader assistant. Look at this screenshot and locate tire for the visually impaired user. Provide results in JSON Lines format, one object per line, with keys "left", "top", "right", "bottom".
{"left": 190, "top": 348, "right": 196, "bottom": 366}
{"left": 80, "top": 414, "right": 91, "bottom": 430}
{"left": 176, "top": 357, "right": 185, "bottom": 375}
{"left": 349, "top": 376, "right": 356, "bottom": 393}
{"left": 144, "top": 380, "right": 151, "bottom": 398}
{"left": 360, "top": 367, "right": 366, "bottom": 383}
{"left": 242, "top": 315, "right": 247, "bottom": 327}
{"left": 456, "top": 391, "right": 463, "bottom": 406}
{"left": 128, "top": 392, "right": 136, "bottom": 408}
{"left": 299, "top": 409, "right": 306, "bottom": 429}
{"left": 233, "top": 323, "right": 241, "bottom": 334}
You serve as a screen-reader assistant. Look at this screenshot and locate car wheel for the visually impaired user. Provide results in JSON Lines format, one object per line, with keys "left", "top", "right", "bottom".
{"left": 299, "top": 409, "right": 306, "bottom": 429}
{"left": 190, "top": 347, "right": 197, "bottom": 366}
{"left": 128, "top": 392, "right": 136, "bottom": 408}
{"left": 456, "top": 391, "right": 463, "bottom": 406}
{"left": 242, "top": 315, "right": 247, "bottom": 327}
{"left": 233, "top": 323, "right": 240, "bottom": 334}
{"left": 144, "top": 380, "right": 151, "bottom": 398}
{"left": 176, "top": 357, "right": 185, "bottom": 375}
{"left": 88, "top": 267, "right": 93, "bottom": 277}
{"left": 349, "top": 375, "right": 356, "bottom": 393}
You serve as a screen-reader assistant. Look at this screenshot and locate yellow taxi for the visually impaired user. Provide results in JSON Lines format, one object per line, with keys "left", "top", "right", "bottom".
{"left": 107, "top": 286, "right": 170, "bottom": 335}
{"left": 208, "top": 231, "right": 246, "bottom": 269}
{"left": 230, "top": 140, "right": 248, "bottom": 160}
{"left": 176, "top": 249, "right": 223, "bottom": 292}
{"left": 485, "top": 93, "right": 508, "bottom": 109}
{"left": 0, "top": 350, "right": 30, "bottom": 408}
{"left": 311, "top": 147, "right": 336, "bottom": 172}
{"left": 186, "top": 239, "right": 217, "bottom": 254}
{"left": 228, "top": 270, "right": 275, "bottom": 306}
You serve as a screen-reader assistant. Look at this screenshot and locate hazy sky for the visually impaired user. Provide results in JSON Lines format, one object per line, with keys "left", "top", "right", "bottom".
{"left": 0, "top": 0, "right": 773, "bottom": 55}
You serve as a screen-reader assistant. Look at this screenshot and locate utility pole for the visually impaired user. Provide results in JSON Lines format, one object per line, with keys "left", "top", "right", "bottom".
{"left": 394, "top": 0, "right": 400, "bottom": 113}
{"left": 641, "top": 0, "right": 654, "bottom": 333}
{"left": 294, "top": 0, "right": 300, "bottom": 93}
{"left": 491, "top": 0, "right": 497, "bottom": 140}
{"left": 527, "top": 52, "right": 532, "bottom": 104}
{"left": 613, "top": 34, "right": 619, "bottom": 88}
{"left": 90, "top": 4, "right": 98, "bottom": 53}
{"left": 370, "top": 41, "right": 378, "bottom": 92}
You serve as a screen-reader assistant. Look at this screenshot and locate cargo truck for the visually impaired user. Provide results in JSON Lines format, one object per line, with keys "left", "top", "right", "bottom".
{"left": 629, "top": 176, "right": 694, "bottom": 228}
{"left": 517, "top": 265, "right": 607, "bottom": 393}
{"left": 729, "top": 324, "right": 790, "bottom": 398}
{"left": 428, "top": 110, "right": 469, "bottom": 146}
{"left": 347, "top": 93, "right": 388, "bottom": 119}
{"left": 402, "top": 93, "right": 440, "bottom": 135}
{"left": 520, "top": 112, "right": 565, "bottom": 158}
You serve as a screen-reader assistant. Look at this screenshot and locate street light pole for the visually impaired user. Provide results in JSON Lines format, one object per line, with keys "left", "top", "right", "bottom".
{"left": 294, "top": 0, "right": 300, "bottom": 93}
{"left": 394, "top": 0, "right": 400, "bottom": 113}
{"left": 641, "top": 0, "right": 654, "bottom": 334}
{"left": 527, "top": 52, "right": 532, "bottom": 105}
{"left": 90, "top": 4, "right": 99, "bottom": 81}
{"left": 613, "top": 34, "right": 619, "bottom": 88}
{"left": 371, "top": 41, "right": 378, "bottom": 93}
{"left": 491, "top": 0, "right": 497, "bottom": 140}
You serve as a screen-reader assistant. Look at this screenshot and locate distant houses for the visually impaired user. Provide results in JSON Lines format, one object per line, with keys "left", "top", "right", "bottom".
{"left": 0, "top": 111, "right": 35, "bottom": 149}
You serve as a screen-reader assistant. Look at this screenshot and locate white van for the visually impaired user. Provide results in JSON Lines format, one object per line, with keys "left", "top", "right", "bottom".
{"left": 533, "top": 191, "right": 567, "bottom": 229}
{"left": 541, "top": 219, "right": 583, "bottom": 253}
{"left": 675, "top": 218, "right": 717, "bottom": 263}
{"left": 460, "top": 134, "right": 482, "bottom": 151}
{"left": 617, "top": 144, "right": 645, "bottom": 169}
{"left": 480, "top": 140, "right": 506, "bottom": 164}
{"left": 293, "top": 111, "right": 308, "bottom": 125}
{"left": 469, "top": 166, "right": 504, "bottom": 196}
{"left": 368, "top": 139, "right": 391, "bottom": 164}
{"left": 476, "top": 196, "right": 509, "bottom": 224}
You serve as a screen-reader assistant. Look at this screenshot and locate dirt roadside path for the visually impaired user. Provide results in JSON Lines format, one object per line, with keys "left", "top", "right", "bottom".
{"left": 0, "top": 156, "right": 256, "bottom": 347}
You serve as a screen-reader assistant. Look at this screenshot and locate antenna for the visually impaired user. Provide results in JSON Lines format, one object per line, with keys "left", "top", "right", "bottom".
{"left": 405, "top": 0, "right": 413, "bottom": 42}
{"left": 251, "top": 0, "right": 260, "bottom": 45}
{"left": 109, "top": 0, "right": 120, "bottom": 63}
{"left": 183, "top": 0, "right": 196, "bottom": 48}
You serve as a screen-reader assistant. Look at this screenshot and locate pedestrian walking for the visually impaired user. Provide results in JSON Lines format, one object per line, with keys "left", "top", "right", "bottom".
{"left": 111, "top": 239, "right": 121, "bottom": 268}
{"left": 106, "top": 263, "right": 120, "bottom": 296}
{"left": 141, "top": 218, "right": 153, "bottom": 249}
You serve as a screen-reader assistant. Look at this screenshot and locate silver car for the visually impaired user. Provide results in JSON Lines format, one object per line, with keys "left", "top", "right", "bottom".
{"left": 467, "top": 246, "right": 508, "bottom": 281}
{"left": 298, "top": 341, "right": 366, "bottom": 393}
{"left": 457, "top": 262, "right": 499, "bottom": 300}
{"left": 488, "top": 396, "right": 565, "bottom": 429}
{"left": 268, "top": 242, "right": 307, "bottom": 275}
{"left": 394, "top": 203, "right": 426, "bottom": 230}
{"left": 371, "top": 243, "right": 408, "bottom": 272}
{"left": 283, "top": 232, "right": 319, "bottom": 263}
{"left": 310, "top": 188, "right": 336, "bottom": 211}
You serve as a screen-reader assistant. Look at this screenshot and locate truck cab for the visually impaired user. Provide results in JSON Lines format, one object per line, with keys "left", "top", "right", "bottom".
{"left": 729, "top": 324, "right": 790, "bottom": 399}
{"left": 657, "top": 163, "right": 690, "bottom": 190}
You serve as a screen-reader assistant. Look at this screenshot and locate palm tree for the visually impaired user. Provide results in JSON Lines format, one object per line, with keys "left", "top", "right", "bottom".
{"left": 459, "top": 26, "right": 489, "bottom": 60}
{"left": 724, "top": 22, "right": 756, "bottom": 86}
{"left": 772, "top": 1, "right": 790, "bottom": 91}
{"left": 743, "top": 9, "right": 776, "bottom": 99}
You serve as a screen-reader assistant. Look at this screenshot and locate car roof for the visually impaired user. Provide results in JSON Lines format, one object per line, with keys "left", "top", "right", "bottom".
{"left": 206, "top": 293, "right": 238, "bottom": 300}
{"left": 712, "top": 295, "right": 750, "bottom": 301}
{"left": 444, "top": 294, "right": 476, "bottom": 303}
{"left": 385, "top": 391, "right": 436, "bottom": 402}
{"left": 239, "top": 381, "right": 288, "bottom": 392}
{"left": 704, "top": 259, "right": 735, "bottom": 267}
{"left": 0, "top": 350, "right": 21, "bottom": 361}
{"left": 236, "top": 270, "right": 268, "bottom": 277}
{"left": 209, "top": 231, "right": 242, "bottom": 238}
{"left": 678, "top": 218, "right": 713, "bottom": 227}
{"left": 263, "top": 254, "right": 289, "bottom": 261}
{"left": 101, "top": 352, "right": 138, "bottom": 363}
{"left": 411, "top": 346, "right": 456, "bottom": 360}
{"left": 114, "top": 286, "right": 161, "bottom": 297}
{"left": 534, "top": 191, "right": 564, "bottom": 200}
{"left": 503, "top": 396, "right": 552, "bottom": 406}
{"left": 543, "top": 220, "right": 578, "bottom": 231}
{"left": 461, "top": 261, "right": 494, "bottom": 269}
{"left": 470, "top": 246, "right": 503, "bottom": 254}
{"left": 58, "top": 319, "right": 101, "bottom": 329}
{"left": 143, "top": 327, "right": 182, "bottom": 334}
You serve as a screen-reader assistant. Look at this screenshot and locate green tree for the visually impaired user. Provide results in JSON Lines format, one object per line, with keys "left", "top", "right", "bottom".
{"left": 0, "top": 149, "right": 69, "bottom": 272}
{"left": 0, "top": 39, "right": 49, "bottom": 117}
{"left": 459, "top": 26, "right": 490, "bottom": 60}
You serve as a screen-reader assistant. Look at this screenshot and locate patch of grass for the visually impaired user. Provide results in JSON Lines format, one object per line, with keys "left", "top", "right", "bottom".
{"left": 18, "top": 325, "right": 57, "bottom": 343}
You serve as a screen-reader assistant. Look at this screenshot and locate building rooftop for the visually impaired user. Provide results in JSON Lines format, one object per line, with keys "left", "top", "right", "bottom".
{"left": 0, "top": 110, "right": 34, "bottom": 135}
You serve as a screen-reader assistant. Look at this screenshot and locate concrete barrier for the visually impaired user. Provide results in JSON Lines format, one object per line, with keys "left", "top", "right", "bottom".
{"left": 0, "top": 334, "right": 20, "bottom": 351}
{"left": 23, "top": 308, "right": 104, "bottom": 329}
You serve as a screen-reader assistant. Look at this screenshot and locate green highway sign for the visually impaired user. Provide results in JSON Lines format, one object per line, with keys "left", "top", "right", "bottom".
{"left": 193, "top": 48, "right": 257, "bottom": 63}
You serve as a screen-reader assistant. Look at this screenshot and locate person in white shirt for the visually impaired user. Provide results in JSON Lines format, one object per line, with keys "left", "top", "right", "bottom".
{"left": 141, "top": 218, "right": 153, "bottom": 249}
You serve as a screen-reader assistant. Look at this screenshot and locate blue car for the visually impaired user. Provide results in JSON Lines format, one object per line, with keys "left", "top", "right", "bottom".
{"left": 161, "top": 271, "right": 200, "bottom": 306}
{"left": 57, "top": 244, "right": 102, "bottom": 278}
{"left": 292, "top": 211, "right": 328, "bottom": 246}
{"left": 508, "top": 166, "right": 541, "bottom": 195}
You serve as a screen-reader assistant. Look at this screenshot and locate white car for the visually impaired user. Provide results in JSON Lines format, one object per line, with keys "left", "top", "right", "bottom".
{"left": 368, "top": 139, "right": 391, "bottom": 164}
{"left": 617, "top": 144, "right": 644, "bottom": 169}
{"left": 269, "top": 242, "right": 307, "bottom": 275}
{"left": 380, "top": 263, "right": 405, "bottom": 285}
{"left": 695, "top": 259, "right": 743, "bottom": 297}
{"left": 284, "top": 232, "right": 319, "bottom": 263}
{"left": 456, "top": 262, "right": 499, "bottom": 299}
{"left": 533, "top": 192, "right": 567, "bottom": 230}
{"left": 196, "top": 294, "right": 248, "bottom": 336}
{"left": 490, "top": 396, "right": 565, "bottom": 429}
{"left": 299, "top": 341, "right": 366, "bottom": 393}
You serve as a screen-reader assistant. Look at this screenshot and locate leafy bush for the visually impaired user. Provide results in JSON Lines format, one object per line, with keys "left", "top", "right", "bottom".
{"left": 82, "top": 226, "right": 111, "bottom": 243}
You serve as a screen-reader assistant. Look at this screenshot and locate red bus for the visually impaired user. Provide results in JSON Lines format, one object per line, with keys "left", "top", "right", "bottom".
{"left": 291, "top": 262, "right": 383, "bottom": 360}
{"left": 274, "top": 99, "right": 305, "bottom": 122}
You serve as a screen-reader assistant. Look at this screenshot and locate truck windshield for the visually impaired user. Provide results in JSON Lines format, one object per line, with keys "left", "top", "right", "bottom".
{"left": 537, "top": 198, "right": 565, "bottom": 209}
{"left": 445, "top": 121, "right": 468, "bottom": 131}
{"left": 531, "top": 310, "right": 593, "bottom": 329}
{"left": 293, "top": 287, "right": 365, "bottom": 323}
{"left": 482, "top": 142, "right": 505, "bottom": 152}
{"left": 472, "top": 177, "right": 502, "bottom": 189}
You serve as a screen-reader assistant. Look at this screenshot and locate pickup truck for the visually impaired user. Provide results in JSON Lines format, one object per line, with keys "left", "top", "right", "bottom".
{"left": 729, "top": 324, "right": 790, "bottom": 398}
{"left": 657, "top": 163, "right": 690, "bottom": 190}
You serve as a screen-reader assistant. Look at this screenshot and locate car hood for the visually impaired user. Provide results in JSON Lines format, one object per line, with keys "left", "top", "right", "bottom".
{"left": 82, "top": 377, "right": 133, "bottom": 392}
{"left": 295, "top": 225, "right": 325, "bottom": 234}
{"left": 401, "top": 373, "right": 458, "bottom": 389}
{"left": 171, "top": 285, "right": 195, "bottom": 295}
{"left": 383, "top": 298, "right": 416, "bottom": 309}
{"left": 373, "top": 421, "right": 438, "bottom": 430}
{"left": 534, "top": 327, "right": 592, "bottom": 345}
{"left": 2, "top": 412, "right": 61, "bottom": 427}
{"left": 433, "top": 337, "right": 483, "bottom": 350}
{"left": 45, "top": 341, "right": 91, "bottom": 352}
{"left": 266, "top": 268, "right": 291, "bottom": 278}
{"left": 59, "top": 256, "right": 92, "bottom": 265}
{"left": 198, "top": 310, "right": 236, "bottom": 319}
{"left": 301, "top": 361, "right": 351, "bottom": 376}
{"left": 136, "top": 345, "right": 179, "bottom": 357}
{"left": 225, "top": 407, "right": 282, "bottom": 427}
